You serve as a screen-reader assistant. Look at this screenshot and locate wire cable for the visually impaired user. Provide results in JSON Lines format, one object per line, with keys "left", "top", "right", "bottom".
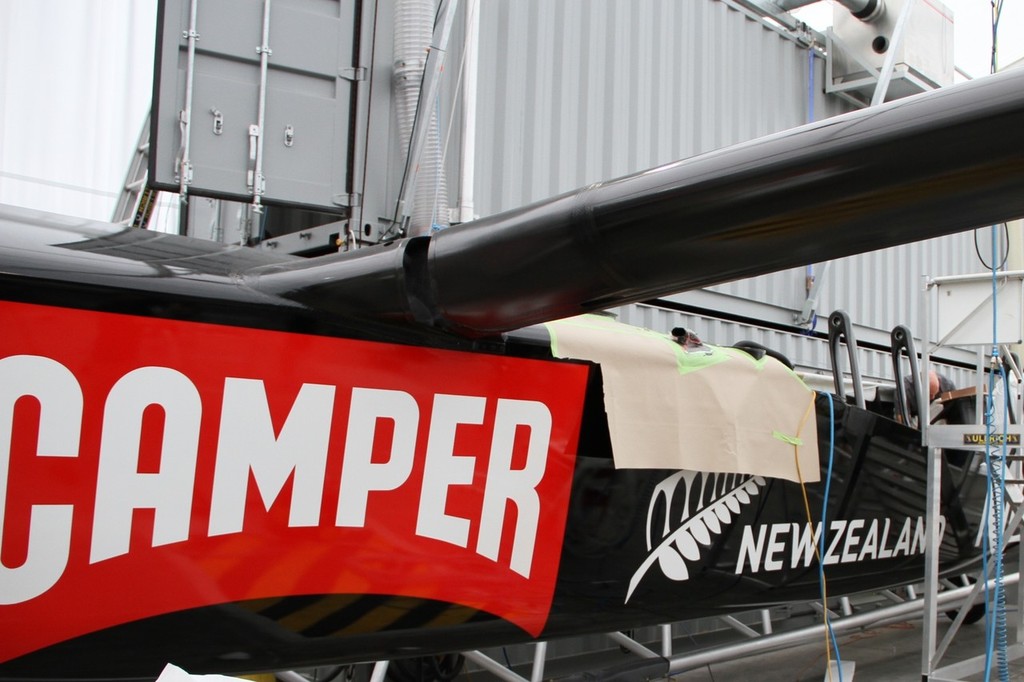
{"left": 973, "top": 223, "right": 1009, "bottom": 270}
{"left": 794, "top": 392, "right": 842, "bottom": 682}
{"left": 979, "top": 3, "right": 1009, "bottom": 663}
{"left": 980, "top": 220, "right": 1011, "bottom": 681}
{"left": 991, "top": 0, "right": 1004, "bottom": 75}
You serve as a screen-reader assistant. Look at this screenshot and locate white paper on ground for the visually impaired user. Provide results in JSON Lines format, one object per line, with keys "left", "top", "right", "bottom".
{"left": 156, "top": 663, "right": 251, "bottom": 682}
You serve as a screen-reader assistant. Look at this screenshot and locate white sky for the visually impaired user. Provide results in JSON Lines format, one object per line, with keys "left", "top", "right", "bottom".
{"left": 0, "top": 0, "right": 1019, "bottom": 224}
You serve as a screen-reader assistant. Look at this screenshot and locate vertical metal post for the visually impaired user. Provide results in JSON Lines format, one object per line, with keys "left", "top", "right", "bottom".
{"left": 456, "top": 0, "right": 479, "bottom": 224}
{"left": 345, "top": 0, "right": 377, "bottom": 246}
{"left": 177, "top": 0, "right": 200, "bottom": 234}
{"left": 530, "top": 641, "right": 547, "bottom": 682}
{"left": 249, "top": 0, "right": 273, "bottom": 233}
{"left": 661, "top": 624, "right": 673, "bottom": 657}
{"left": 920, "top": 277, "right": 934, "bottom": 445}
{"left": 1016, "top": 537, "right": 1024, "bottom": 645}
{"left": 760, "top": 609, "right": 773, "bottom": 635}
{"left": 921, "top": 276, "right": 939, "bottom": 678}
{"left": 922, "top": 443, "right": 942, "bottom": 676}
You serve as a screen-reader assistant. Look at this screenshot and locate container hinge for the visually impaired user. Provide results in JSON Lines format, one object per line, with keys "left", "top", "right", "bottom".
{"left": 247, "top": 124, "right": 264, "bottom": 195}
{"left": 339, "top": 66, "right": 367, "bottom": 82}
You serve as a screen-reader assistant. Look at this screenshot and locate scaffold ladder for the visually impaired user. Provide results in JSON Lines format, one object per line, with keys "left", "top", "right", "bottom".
{"left": 112, "top": 113, "right": 159, "bottom": 228}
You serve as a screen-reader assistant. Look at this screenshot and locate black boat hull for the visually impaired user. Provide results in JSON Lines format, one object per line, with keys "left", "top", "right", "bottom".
{"left": 0, "top": 297, "right": 985, "bottom": 680}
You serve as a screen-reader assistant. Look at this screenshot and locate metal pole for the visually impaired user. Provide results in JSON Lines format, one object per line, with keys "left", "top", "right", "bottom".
{"left": 369, "top": 660, "right": 389, "bottom": 682}
{"left": 456, "top": 0, "right": 479, "bottom": 225}
{"left": 1017, "top": 536, "right": 1024, "bottom": 646}
{"left": 276, "top": 672, "right": 308, "bottom": 682}
{"left": 665, "top": 575, "right": 1017, "bottom": 676}
{"left": 177, "top": 0, "right": 199, "bottom": 220}
{"left": 250, "top": 0, "right": 273, "bottom": 225}
{"left": 921, "top": 444, "right": 942, "bottom": 676}
{"left": 530, "top": 641, "right": 547, "bottom": 682}
{"left": 607, "top": 631, "right": 660, "bottom": 659}
{"left": 921, "top": 276, "right": 939, "bottom": 678}
{"left": 463, "top": 650, "right": 529, "bottom": 682}
{"left": 934, "top": 503, "right": 1024, "bottom": 666}
{"left": 719, "top": 615, "right": 760, "bottom": 638}
{"left": 760, "top": 609, "right": 773, "bottom": 635}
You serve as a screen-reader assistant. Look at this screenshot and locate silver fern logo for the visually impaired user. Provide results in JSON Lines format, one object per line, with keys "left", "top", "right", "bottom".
{"left": 625, "top": 471, "right": 766, "bottom": 602}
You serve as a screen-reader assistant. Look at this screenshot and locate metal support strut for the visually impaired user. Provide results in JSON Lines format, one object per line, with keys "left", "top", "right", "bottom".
{"left": 177, "top": 0, "right": 200, "bottom": 209}
{"left": 890, "top": 324, "right": 922, "bottom": 426}
{"left": 829, "top": 310, "right": 865, "bottom": 409}
{"left": 249, "top": 0, "right": 273, "bottom": 231}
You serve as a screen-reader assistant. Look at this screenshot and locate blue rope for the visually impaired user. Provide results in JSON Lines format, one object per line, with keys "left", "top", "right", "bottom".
{"left": 821, "top": 393, "right": 843, "bottom": 680}
{"left": 982, "top": 223, "right": 1010, "bottom": 681}
{"left": 996, "top": 363, "right": 1010, "bottom": 681}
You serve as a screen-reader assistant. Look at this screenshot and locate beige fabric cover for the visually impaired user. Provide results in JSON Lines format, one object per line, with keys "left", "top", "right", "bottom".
{"left": 545, "top": 315, "right": 819, "bottom": 483}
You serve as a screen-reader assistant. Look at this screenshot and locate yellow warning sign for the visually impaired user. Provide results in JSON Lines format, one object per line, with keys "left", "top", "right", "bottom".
{"left": 963, "top": 433, "right": 1021, "bottom": 446}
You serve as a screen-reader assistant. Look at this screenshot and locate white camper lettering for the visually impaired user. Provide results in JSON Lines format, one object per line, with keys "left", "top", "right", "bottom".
{"left": 0, "top": 356, "right": 81, "bottom": 604}
{"left": 209, "top": 379, "right": 337, "bottom": 536}
{"left": 1, "top": 357, "right": 559, "bottom": 605}
{"left": 477, "top": 399, "right": 552, "bottom": 578}
{"left": 90, "top": 367, "right": 202, "bottom": 563}
{"left": 336, "top": 387, "right": 419, "bottom": 527}
{"left": 416, "top": 394, "right": 486, "bottom": 548}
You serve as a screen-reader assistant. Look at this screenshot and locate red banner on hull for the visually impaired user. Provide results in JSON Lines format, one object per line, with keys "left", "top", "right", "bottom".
{"left": 0, "top": 302, "right": 588, "bottom": 662}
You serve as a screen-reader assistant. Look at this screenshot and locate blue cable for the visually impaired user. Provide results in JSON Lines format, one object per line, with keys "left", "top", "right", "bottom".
{"left": 821, "top": 393, "right": 843, "bottom": 681}
{"left": 992, "top": 224, "right": 1009, "bottom": 682}
{"left": 980, "top": 465, "right": 992, "bottom": 678}
{"left": 996, "top": 364, "right": 1009, "bottom": 681}
{"left": 981, "top": 223, "right": 1010, "bottom": 681}
{"left": 981, "top": 361, "right": 1008, "bottom": 681}
{"left": 983, "top": 358, "right": 997, "bottom": 680}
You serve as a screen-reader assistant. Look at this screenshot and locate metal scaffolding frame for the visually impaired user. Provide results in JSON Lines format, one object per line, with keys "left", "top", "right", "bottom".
{"left": 271, "top": 580, "right": 1003, "bottom": 682}
{"left": 921, "top": 271, "right": 1024, "bottom": 680}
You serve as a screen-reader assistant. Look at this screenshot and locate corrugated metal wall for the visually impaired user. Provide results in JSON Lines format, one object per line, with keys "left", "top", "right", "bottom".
{"left": 467, "top": 0, "right": 989, "bottom": 379}
{"left": 471, "top": 0, "right": 849, "bottom": 213}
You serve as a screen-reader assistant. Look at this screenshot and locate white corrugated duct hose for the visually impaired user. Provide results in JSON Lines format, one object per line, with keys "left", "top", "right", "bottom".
{"left": 394, "top": 0, "right": 450, "bottom": 236}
